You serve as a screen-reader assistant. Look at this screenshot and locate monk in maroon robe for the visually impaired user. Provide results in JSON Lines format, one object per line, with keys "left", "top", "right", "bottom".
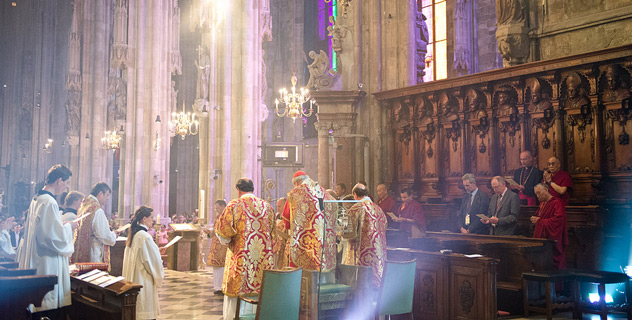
{"left": 543, "top": 156, "right": 573, "bottom": 205}
{"left": 394, "top": 188, "right": 426, "bottom": 236}
{"left": 531, "top": 183, "right": 568, "bottom": 269}
{"left": 376, "top": 184, "right": 397, "bottom": 227}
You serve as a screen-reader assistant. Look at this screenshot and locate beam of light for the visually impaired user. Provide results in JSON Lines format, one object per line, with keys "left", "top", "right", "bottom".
{"left": 588, "top": 293, "right": 613, "bottom": 304}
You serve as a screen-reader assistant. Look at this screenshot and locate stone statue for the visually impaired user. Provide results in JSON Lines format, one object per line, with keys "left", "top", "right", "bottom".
{"left": 416, "top": 12, "right": 429, "bottom": 82}
{"left": 495, "top": 0, "right": 525, "bottom": 25}
{"left": 327, "top": 16, "right": 347, "bottom": 54}
{"left": 195, "top": 45, "right": 210, "bottom": 102}
{"left": 603, "top": 65, "right": 631, "bottom": 102}
{"left": 66, "top": 93, "right": 81, "bottom": 136}
{"left": 565, "top": 72, "right": 590, "bottom": 110}
{"left": 306, "top": 50, "right": 329, "bottom": 89}
{"left": 115, "top": 76, "right": 127, "bottom": 119}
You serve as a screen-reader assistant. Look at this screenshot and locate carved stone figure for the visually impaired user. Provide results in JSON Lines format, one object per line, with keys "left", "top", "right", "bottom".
{"left": 66, "top": 93, "right": 81, "bottom": 136}
{"left": 416, "top": 12, "right": 429, "bottom": 82}
{"left": 495, "top": 0, "right": 525, "bottom": 25}
{"left": 603, "top": 65, "right": 630, "bottom": 102}
{"left": 115, "top": 76, "right": 127, "bottom": 119}
{"left": 327, "top": 16, "right": 347, "bottom": 54}
{"left": 497, "top": 31, "right": 529, "bottom": 66}
{"left": 195, "top": 45, "right": 210, "bottom": 102}
{"left": 565, "top": 72, "right": 590, "bottom": 110}
{"left": 306, "top": 50, "right": 330, "bottom": 89}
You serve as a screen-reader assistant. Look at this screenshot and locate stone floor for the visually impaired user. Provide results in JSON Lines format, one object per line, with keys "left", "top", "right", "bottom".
{"left": 157, "top": 267, "right": 628, "bottom": 320}
{"left": 157, "top": 268, "right": 223, "bottom": 320}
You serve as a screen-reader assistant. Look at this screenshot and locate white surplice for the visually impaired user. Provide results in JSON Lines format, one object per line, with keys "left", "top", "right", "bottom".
{"left": 90, "top": 208, "right": 116, "bottom": 262}
{"left": 17, "top": 192, "right": 74, "bottom": 311}
{"left": 0, "top": 229, "right": 15, "bottom": 257}
{"left": 122, "top": 226, "right": 164, "bottom": 319}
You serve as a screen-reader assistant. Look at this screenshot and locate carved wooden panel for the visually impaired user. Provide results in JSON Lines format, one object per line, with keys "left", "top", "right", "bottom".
{"left": 378, "top": 46, "right": 632, "bottom": 204}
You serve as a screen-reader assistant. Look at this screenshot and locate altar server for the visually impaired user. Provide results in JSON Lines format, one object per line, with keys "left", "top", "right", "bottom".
{"left": 123, "top": 206, "right": 164, "bottom": 319}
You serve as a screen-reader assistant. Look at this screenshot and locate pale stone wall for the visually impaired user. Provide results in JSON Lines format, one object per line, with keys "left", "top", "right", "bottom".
{"left": 538, "top": 1, "right": 632, "bottom": 60}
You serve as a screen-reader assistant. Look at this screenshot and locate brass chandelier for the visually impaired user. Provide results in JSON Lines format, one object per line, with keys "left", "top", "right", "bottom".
{"left": 169, "top": 101, "right": 199, "bottom": 140}
{"left": 101, "top": 129, "right": 121, "bottom": 150}
{"left": 275, "top": 75, "right": 315, "bottom": 122}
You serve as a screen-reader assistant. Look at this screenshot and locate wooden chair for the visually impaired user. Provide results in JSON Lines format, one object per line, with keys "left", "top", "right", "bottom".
{"left": 375, "top": 260, "right": 416, "bottom": 320}
{"left": 235, "top": 268, "right": 302, "bottom": 320}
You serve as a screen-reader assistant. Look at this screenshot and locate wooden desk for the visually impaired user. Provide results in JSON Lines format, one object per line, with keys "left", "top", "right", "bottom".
{"left": 388, "top": 248, "right": 498, "bottom": 320}
{"left": 167, "top": 224, "right": 201, "bottom": 271}
{"left": 415, "top": 232, "right": 555, "bottom": 290}
{"left": 0, "top": 274, "right": 57, "bottom": 320}
{"left": 70, "top": 275, "right": 142, "bottom": 320}
{"left": 110, "top": 238, "right": 126, "bottom": 276}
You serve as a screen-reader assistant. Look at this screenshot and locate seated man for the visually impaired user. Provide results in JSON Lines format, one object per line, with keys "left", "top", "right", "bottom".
{"left": 530, "top": 183, "right": 567, "bottom": 269}
{"left": 394, "top": 188, "right": 426, "bottom": 237}
{"left": 481, "top": 176, "right": 520, "bottom": 235}
{"left": 458, "top": 174, "right": 490, "bottom": 234}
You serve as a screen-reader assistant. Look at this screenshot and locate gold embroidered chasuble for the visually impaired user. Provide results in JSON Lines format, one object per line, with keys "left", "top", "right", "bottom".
{"left": 71, "top": 195, "right": 106, "bottom": 265}
{"left": 207, "top": 214, "right": 228, "bottom": 267}
{"left": 285, "top": 180, "right": 337, "bottom": 271}
{"left": 342, "top": 198, "right": 387, "bottom": 287}
{"left": 215, "top": 194, "right": 275, "bottom": 297}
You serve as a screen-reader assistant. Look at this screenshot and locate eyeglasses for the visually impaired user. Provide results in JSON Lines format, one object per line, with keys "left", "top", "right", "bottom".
{"left": 546, "top": 162, "right": 557, "bottom": 165}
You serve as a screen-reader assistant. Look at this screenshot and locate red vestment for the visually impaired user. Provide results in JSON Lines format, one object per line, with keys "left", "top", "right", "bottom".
{"left": 397, "top": 199, "right": 426, "bottom": 234}
{"left": 534, "top": 197, "right": 568, "bottom": 269}
{"left": 377, "top": 196, "right": 396, "bottom": 214}
{"left": 547, "top": 170, "right": 572, "bottom": 205}
{"left": 282, "top": 179, "right": 337, "bottom": 271}
{"left": 342, "top": 198, "right": 387, "bottom": 287}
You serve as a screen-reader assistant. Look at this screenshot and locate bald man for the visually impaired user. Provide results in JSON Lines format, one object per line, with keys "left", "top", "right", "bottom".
{"left": 542, "top": 157, "right": 573, "bottom": 205}
{"left": 511, "top": 150, "right": 543, "bottom": 205}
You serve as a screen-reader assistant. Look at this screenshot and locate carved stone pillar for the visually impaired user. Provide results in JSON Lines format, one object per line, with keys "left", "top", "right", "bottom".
{"left": 312, "top": 90, "right": 365, "bottom": 189}
{"left": 495, "top": 0, "right": 529, "bottom": 66}
{"left": 315, "top": 122, "right": 332, "bottom": 189}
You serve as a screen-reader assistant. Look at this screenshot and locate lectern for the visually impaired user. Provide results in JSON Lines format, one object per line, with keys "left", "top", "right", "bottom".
{"left": 167, "top": 223, "right": 201, "bottom": 271}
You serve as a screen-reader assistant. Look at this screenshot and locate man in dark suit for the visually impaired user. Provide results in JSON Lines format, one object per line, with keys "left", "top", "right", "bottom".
{"left": 9, "top": 223, "right": 22, "bottom": 249}
{"left": 510, "top": 150, "right": 543, "bottom": 206}
{"left": 458, "top": 174, "right": 490, "bottom": 234}
{"left": 481, "top": 176, "right": 520, "bottom": 235}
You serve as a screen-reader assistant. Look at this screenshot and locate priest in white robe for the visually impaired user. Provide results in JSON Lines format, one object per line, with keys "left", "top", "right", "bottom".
{"left": 17, "top": 164, "right": 74, "bottom": 316}
{"left": 122, "top": 205, "right": 164, "bottom": 320}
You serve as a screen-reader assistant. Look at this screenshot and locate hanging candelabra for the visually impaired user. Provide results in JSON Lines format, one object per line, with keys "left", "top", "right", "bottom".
{"left": 43, "top": 139, "right": 54, "bottom": 153}
{"left": 169, "top": 101, "right": 199, "bottom": 140}
{"left": 275, "top": 75, "right": 315, "bottom": 122}
{"left": 101, "top": 129, "right": 121, "bottom": 150}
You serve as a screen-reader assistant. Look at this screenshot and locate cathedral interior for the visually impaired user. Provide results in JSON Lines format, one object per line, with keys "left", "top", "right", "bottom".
{"left": 2, "top": 0, "right": 632, "bottom": 319}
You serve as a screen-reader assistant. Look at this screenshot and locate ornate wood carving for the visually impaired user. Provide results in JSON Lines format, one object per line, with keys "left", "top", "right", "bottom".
{"left": 375, "top": 45, "right": 632, "bottom": 203}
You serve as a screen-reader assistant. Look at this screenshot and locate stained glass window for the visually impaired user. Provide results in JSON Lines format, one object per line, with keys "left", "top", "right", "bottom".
{"left": 422, "top": 0, "right": 447, "bottom": 82}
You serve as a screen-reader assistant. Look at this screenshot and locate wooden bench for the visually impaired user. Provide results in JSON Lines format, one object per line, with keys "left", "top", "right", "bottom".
{"left": 573, "top": 270, "right": 632, "bottom": 320}
{"left": 522, "top": 270, "right": 577, "bottom": 319}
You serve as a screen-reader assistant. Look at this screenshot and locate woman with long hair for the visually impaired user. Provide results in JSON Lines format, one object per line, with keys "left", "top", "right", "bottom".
{"left": 122, "top": 206, "right": 164, "bottom": 319}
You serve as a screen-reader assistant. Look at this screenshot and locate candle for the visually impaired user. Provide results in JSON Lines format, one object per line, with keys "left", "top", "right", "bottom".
{"left": 157, "top": 214, "right": 161, "bottom": 225}
{"left": 199, "top": 189, "right": 205, "bottom": 220}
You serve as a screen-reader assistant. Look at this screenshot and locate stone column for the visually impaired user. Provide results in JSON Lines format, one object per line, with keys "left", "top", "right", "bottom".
{"left": 311, "top": 90, "right": 365, "bottom": 188}
{"left": 315, "top": 122, "right": 332, "bottom": 189}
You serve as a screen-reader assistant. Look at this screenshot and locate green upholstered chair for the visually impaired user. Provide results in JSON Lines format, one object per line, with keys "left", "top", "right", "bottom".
{"left": 235, "top": 268, "right": 302, "bottom": 320}
{"left": 375, "top": 260, "right": 416, "bottom": 320}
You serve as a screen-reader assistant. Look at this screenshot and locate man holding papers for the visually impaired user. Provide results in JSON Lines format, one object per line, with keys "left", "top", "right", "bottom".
{"left": 72, "top": 182, "right": 118, "bottom": 264}
{"left": 458, "top": 174, "right": 490, "bottom": 234}
{"left": 510, "top": 151, "right": 543, "bottom": 206}
{"left": 17, "top": 164, "right": 74, "bottom": 319}
{"left": 481, "top": 176, "right": 520, "bottom": 235}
